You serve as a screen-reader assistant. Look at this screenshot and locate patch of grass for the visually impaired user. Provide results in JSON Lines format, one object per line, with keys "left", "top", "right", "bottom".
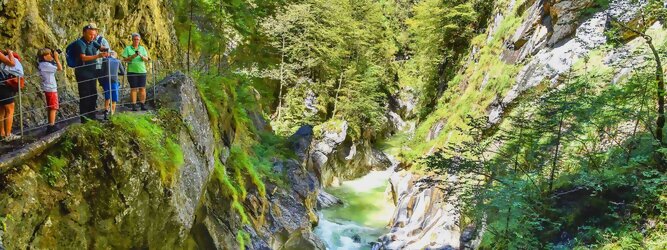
{"left": 43, "top": 155, "right": 68, "bottom": 186}
{"left": 109, "top": 113, "right": 184, "bottom": 184}
{"left": 39, "top": 111, "right": 185, "bottom": 186}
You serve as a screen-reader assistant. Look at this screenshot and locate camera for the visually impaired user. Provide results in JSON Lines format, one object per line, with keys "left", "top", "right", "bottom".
{"left": 100, "top": 48, "right": 109, "bottom": 52}
{"left": 54, "top": 49, "right": 62, "bottom": 54}
{"left": 135, "top": 50, "right": 140, "bottom": 55}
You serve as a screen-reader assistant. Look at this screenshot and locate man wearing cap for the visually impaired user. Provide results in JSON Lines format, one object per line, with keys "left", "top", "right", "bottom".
{"left": 73, "top": 23, "right": 108, "bottom": 122}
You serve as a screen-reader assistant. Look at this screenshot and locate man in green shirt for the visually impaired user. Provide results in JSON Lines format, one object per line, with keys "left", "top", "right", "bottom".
{"left": 121, "top": 33, "right": 150, "bottom": 111}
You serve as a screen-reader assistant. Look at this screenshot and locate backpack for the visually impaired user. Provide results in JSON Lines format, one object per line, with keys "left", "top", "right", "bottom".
{"left": 0, "top": 52, "right": 26, "bottom": 91}
{"left": 65, "top": 36, "right": 106, "bottom": 68}
{"left": 65, "top": 38, "right": 84, "bottom": 68}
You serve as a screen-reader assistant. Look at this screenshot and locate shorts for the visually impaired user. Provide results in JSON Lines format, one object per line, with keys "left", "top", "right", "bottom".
{"left": 0, "top": 85, "right": 16, "bottom": 105}
{"left": 44, "top": 91, "right": 59, "bottom": 110}
{"left": 127, "top": 73, "right": 147, "bottom": 89}
{"left": 102, "top": 82, "right": 120, "bottom": 102}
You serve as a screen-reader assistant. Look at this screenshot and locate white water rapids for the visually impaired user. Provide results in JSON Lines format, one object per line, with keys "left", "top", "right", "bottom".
{"left": 314, "top": 156, "right": 398, "bottom": 250}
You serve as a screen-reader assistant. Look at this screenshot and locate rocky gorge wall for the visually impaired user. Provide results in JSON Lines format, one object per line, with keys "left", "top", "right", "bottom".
{"left": 0, "top": 0, "right": 179, "bottom": 127}
{"left": 379, "top": 0, "right": 666, "bottom": 248}
{"left": 0, "top": 73, "right": 328, "bottom": 250}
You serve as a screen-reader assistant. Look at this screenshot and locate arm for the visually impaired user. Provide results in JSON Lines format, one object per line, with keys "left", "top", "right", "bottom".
{"left": 80, "top": 53, "right": 105, "bottom": 62}
{"left": 119, "top": 62, "right": 126, "bottom": 76}
{"left": 54, "top": 51, "right": 63, "bottom": 71}
{"left": 140, "top": 47, "right": 151, "bottom": 62}
{"left": 0, "top": 50, "right": 16, "bottom": 67}
{"left": 78, "top": 41, "right": 108, "bottom": 62}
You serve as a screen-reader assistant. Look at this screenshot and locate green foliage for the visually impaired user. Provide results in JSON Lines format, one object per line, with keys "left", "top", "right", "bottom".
{"left": 0, "top": 214, "right": 13, "bottom": 232}
{"left": 581, "top": 0, "right": 610, "bottom": 17}
{"left": 236, "top": 230, "right": 251, "bottom": 249}
{"left": 109, "top": 113, "right": 185, "bottom": 184}
{"left": 263, "top": 0, "right": 397, "bottom": 139}
{"left": 43, "top": 155, "right": 68, "bottom": 186}
{"left": 194, "top": 70, "right": 295, "bottom": 236}
{"left": 423, "top": 60, "right": 667, "bottom": 247}
{"left": 39, "top": 112, "right": 185, "bottom": 186}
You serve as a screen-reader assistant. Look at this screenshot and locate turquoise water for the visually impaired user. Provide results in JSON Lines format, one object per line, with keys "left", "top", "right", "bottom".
{"left": 315, "top": 166, "right": 396, "bottom": 250}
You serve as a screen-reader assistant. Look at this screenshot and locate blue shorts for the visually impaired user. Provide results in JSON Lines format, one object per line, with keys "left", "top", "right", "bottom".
{"left": 102, "top": 82, "right": 120, "bottom": 102}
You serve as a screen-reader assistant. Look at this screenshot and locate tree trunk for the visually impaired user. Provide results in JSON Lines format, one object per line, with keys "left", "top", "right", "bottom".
{"left": 332, "top": 71, "right": 344, "bottom": 117}
{"left": 611, "top": 18, "right": 665, "bottom": 146}
{"left": 276, "top": 36, "right": 286, "bottom": 120}
{"left": 187, "top": 0, "right": 194, "bottom": 73}
{"left": 647, "top": 38, "right": 665, "bottom": 146}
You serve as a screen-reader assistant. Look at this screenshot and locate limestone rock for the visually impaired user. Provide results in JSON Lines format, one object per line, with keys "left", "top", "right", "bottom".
{"left": 317, "top": 190, "right": 343, "bottom": 209}
{"left": 281, "top": 230, "right": 326, "bottom": 250}
{"left": 377, "top": 171, "right": 467, "bottom": 250}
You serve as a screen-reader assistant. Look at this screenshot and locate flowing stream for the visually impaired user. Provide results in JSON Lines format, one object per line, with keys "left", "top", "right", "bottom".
{"left": 314, "top": 157, "right": 397, "bottom": 250}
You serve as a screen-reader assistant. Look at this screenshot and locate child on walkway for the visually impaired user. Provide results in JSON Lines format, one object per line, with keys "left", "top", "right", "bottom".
{"left": 37, "top": 48, "right": 63, "bottom": 134}
{"left": 101, "top": 51, "right": 125, "bottom": 119}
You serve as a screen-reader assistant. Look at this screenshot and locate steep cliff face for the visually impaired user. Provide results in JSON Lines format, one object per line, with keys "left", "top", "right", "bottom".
{"left": 0, "top": 73, "right": 213, "bottom": 249}
{"left": 0, "top": 74, "right": 324, "bottom": 249}
{"left": 382, "top": 0, "right": 666, "bottom": 248}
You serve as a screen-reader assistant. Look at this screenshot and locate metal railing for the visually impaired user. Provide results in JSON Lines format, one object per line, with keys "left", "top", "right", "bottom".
{"left": 0, "top": 56, "right": 165, "bottom": 141}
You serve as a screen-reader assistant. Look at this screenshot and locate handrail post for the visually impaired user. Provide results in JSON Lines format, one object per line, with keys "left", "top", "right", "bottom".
{"left": 107, "top": 57, "right": 112, "bottom": 117}
{"left": 152, "top": 60, "right": 156, "bottom": 106}
{"left": 123, "top": 61, "right": 128, "bottom": 108}
{"left": 18, "top": 76, "right": 23, "bottom": 138}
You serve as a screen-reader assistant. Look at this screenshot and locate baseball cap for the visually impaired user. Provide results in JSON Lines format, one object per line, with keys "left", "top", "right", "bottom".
{"left": 83, "top": 23, "right": 99, "bottom": 32}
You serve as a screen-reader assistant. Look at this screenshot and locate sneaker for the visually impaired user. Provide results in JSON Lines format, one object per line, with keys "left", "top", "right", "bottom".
{"left": 4, "top": 133, "right": 21, "bottom": 142}
{"left": 131, "top": 103, "right": 138, "bottom": 111}
{"left": 46, "top": 125, "right": 58, "bottom": 134}
{"left": 103, "top": 110, "right": 109, "bottom": 120}
{"left": 140, "top": 103, "right": 148, "bottom": 111}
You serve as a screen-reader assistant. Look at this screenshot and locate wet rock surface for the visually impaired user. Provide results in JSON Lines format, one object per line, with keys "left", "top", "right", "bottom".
{"left": 376, "top": 171, "right": 472, "bottom": 250}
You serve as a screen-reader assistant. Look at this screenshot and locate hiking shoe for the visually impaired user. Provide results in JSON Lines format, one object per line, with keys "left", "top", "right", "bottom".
{"left": 140, "top": 103, "right": 148, "bottom": 111}
{"left": 46, "top": 125, "right": 58, "bottom": 134}
{"left": 103, "top": 110, "right": 109, "bottom": 120}
{"left": 4, "top": 133, "right": 21, "bottom": 142}
{"left": 131, "top": 103, "right": 138, "bottom": 111}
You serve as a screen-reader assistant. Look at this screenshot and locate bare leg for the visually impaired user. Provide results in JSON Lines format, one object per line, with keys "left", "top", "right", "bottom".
{"left": 131, "top": 89, "right": 138, "bottom": 104}
{"left": 139, "top": 88, "right": 146, "bottom": 104}
{"left": 48, "top": 109, "right": 56, "bottom": 125}
{"left": 111, "top": 102, "right": 117, "bottom": 114}
{"left": 5, "top": 103, "right": 14, "bottom": 135}
{"left": 0, "top": 106, "right": 5, "bottom": 137}
{"left": 105, "top": 99, "right": 111, "bottom": 111}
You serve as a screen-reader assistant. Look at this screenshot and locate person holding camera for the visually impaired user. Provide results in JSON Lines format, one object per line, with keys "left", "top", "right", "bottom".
{"left": 122, "top": 33, "right": 150, "bottom": 111}
{"left": 0, "top": 49, "right": 17, "bottom": 141}
{"left": 37, "top": 48, "right": 63, "bottom": 134}
{"left": 73, "top": 23, "right": 108, "bottom": 123}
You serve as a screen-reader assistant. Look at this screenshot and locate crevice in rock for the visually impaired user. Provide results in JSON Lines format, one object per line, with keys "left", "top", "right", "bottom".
{"left": 27, "top": 216, "right": 48, "bottom": 249}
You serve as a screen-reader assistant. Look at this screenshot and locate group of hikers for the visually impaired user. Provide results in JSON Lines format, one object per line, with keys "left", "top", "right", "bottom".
{"left": 0, "top": 23, "right": 151, "bottom": 142}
